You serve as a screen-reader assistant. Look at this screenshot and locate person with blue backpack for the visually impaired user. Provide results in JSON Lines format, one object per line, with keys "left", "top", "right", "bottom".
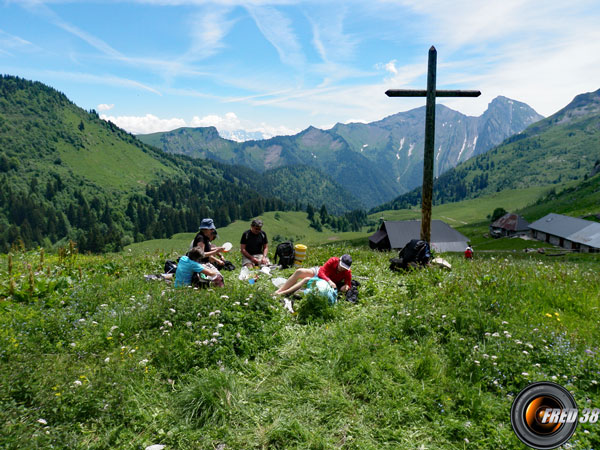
{"left": 273, "top": 254, "right": 352, "bottom": 296}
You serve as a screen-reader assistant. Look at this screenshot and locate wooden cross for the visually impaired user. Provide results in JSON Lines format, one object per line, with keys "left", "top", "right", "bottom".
{"left": 386, "top": 46, "right": 480, "bottom": 243}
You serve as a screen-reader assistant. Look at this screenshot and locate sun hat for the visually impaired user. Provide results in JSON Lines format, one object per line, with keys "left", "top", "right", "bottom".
{"left": 199, "top": 218, "right": 216, "bottom": 230}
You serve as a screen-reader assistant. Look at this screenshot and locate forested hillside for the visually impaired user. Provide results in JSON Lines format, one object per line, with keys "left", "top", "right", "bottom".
{"left": 0, "top": 76, "right": 294, "bottom": 252}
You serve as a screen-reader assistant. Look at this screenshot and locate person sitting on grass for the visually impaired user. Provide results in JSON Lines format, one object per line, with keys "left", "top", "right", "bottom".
{"left": 274, "top": 254, "right": 352, "bottom": 296}
{"left": 175, "top": 247, "right": 224, "bottom": 288}
{"left": 240, "top": 218, "right": 270, "bottom": 268}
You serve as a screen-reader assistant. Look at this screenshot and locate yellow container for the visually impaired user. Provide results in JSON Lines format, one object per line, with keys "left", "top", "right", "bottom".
{"left": 294, "top": 244, "right": 307, "bottom": 267}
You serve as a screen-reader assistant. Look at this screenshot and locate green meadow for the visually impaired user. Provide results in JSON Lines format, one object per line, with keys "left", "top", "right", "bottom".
{"left": 128, "top": 185, "right": 555, "bottom": 258}
{"left": 1, "top": 242, "right": 599, "bottom": 449}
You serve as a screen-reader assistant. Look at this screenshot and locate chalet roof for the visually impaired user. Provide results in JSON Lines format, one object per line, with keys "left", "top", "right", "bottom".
{"left": 491, "top": 213, "right": 530, "bottom": 231}
{"left": 529, "top": 213, "right": 600, "bottom": 249}
{"left": 380, "top": 220, "right": 469, "bottom": 252}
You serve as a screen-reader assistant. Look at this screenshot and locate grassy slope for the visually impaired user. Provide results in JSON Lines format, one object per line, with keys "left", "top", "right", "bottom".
{"left": 128, "top": 185, "right": 566, "bottom": 256}
{"left": 127, "top": 211, "right": 367, "bottom": 257}
{"left": 56, "top": 110, "right": 175, "bottom": 192}
{"left": 1, "top": 246, "right": 600, "bottom": 449}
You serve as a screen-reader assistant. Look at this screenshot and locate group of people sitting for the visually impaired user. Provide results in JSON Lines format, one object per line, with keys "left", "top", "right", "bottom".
{"left": 174, "top": 217, "right": 353, "bottom": 299}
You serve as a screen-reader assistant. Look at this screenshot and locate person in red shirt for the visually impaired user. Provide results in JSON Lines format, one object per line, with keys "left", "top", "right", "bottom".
{"left": 464, "top": 246, "right": 473, "bottom": 259}
{"left": 317, "top": 255, "right": 352, "bottom": 293}
{"left": 274, "top": 254, "right": 352, "bottom": 296}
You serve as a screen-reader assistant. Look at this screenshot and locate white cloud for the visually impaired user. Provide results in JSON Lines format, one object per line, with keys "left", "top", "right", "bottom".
{"left": 100, "top": 111, "right": 299, "bottom": 138}
{"left": 101, "top": 114, "right": 186, "bottom": 134}
{"left": 247, "top": 5, "right": 305, "bottom": 68}
{"left": 97, "top": 103, "right": 114, "bottom": 111}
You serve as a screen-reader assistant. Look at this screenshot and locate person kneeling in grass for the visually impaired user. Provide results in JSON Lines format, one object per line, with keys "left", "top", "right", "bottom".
{"left": 274, "top": 254, "right": 352, "bottom": 296}
{"left": 175, "top": 247, "right": 224, "bottom": 288}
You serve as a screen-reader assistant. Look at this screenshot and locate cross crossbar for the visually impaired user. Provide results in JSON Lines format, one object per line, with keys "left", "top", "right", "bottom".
{"left": 386, "top": 89, "right": 481, "bottom": 97}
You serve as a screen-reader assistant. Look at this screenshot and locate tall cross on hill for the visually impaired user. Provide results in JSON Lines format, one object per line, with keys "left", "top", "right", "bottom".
{"left": 386, "top": 46, "right": 480, "bottom": 243}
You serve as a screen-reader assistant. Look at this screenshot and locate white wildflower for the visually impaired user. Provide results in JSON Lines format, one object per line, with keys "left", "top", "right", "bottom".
{"left": 104, "top": 357, "right": 110, "bottom": 363}
{"left": 169, "top": 308, "right": 176, "bottom": 314}
{"left": 73, "top": 380, "right": 82, "bottom": 386}
{"left": 139, "top": 359, "right": 149, "bottom": 367}
{"left": 523, "top": 350, "right": 529, "bottom": 355}
{"left": 220, "top": 295, "right": 229, "bottom": 299}
{"left": 492, "top": 332, "right": 500, "bottom": 337}
{"left": 217, "top": 323, "right": 224, "bottom": 328}
{"left": 522, "top": 372, "right": 529, "bottom": 376}
{"left": 474, "top": 360, "right": 480, "bottom": 365}
{"left": 185, "top": 322, "right": 192, "bottom": 327}
{"left": 37, "top": 418, "right": 47, "bottom": 425}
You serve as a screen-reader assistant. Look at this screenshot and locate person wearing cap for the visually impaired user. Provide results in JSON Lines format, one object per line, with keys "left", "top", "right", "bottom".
{"left": 240, "top": 218, "right": 270, "bottom": 268}
{"left": 274, "top": 254, "right": 352, "bottom": 296}
{"left": 317, "top": 254, "right": 352, "bottom": 293}
{"left": 190, "top": 218, "right": 226, "bottom": 265}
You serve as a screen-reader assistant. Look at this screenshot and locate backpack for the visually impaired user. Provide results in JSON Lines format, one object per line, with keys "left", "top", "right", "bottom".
{"left": 274, "top": 241, "right": 295, "bottom": 268}
{"left": 164, "top": 259, "right": 178, "bottom": 274}
{"left": 390, "top": 239, "right": 431, "bottom": 271}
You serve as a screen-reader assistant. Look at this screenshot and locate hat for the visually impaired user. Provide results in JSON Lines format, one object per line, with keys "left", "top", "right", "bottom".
{"left": 251, "top": 218, "right": 263, "bottom": 227}
{"left": 199, "top": 218, "right": 216, "bottom": 230}
{"left": 339, "top": 254, "right": 352, "bottom": 270}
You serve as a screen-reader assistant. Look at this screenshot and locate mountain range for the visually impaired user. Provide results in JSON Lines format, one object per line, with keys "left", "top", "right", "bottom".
{"left": 374, "top": 88, "right": 600, "bottom": 212}
{"left": 138, "top": 96, "right": 543, "bottom": 209}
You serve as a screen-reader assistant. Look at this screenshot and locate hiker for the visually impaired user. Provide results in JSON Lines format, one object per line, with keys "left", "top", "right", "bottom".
{"left": 464, "top": 246, "right": 473, "bottom": 259}
{"left": 190, "top": 218, "right": 226, "bottom": 266}
{"left": 240, "top": 218, "right": 270, "bottom": 268}
{"left": 274, "top": 254, "right": 352, "bottom": 296}
{"left": 175, "top": 247, "right": 224, "bottom": 288}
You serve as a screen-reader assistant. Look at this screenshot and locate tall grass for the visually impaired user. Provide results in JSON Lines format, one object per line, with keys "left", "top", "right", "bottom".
{"left": 1, "top": 245, "right": 599, "bottom": 449}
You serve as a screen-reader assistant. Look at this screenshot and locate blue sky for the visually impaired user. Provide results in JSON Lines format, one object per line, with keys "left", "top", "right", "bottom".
{"left": 2, "top": 0, "right": 600, "bottom": 138}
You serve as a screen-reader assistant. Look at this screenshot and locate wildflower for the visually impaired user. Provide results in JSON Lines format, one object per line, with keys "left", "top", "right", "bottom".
{"left": 592, "top": 380, "right": 598, "bottom": 385}
{"left": 236, "top": 332, "right": 241, "bottom": 338}
{"left": 441, "top": 315, "right": 446, "bottom": 319}
{"left": 233, "top": 302, "right": 240, "bottom": 306}
{"left": 522, "top": 372, "right": 529, "bottom": 376}
{"left": 484, "top": 332, "right": 491, "bottom": 336}
{"left": 545, "top": 313, "right": 553, "bottom": 318}
{"left": 217, "top": 323, "right": 224, "bottom": 328}
{"left": 139, "top": 359, "right": 149, "bottom": 367}
{"left": 163, "top": 320, "right": 172, "bottom": 327}
{"left": 169, "top": 308, "right": 176, "bottom": 314}
{"left": 482, "top": 354, "right": 489, "bottom": 359}
{"left": 464, "top": 438, "right": 470, "bottom": 444}
{"left": 185, "top": 322, "right": 192, "bottom": 327}
{"left": 100, "top": 304, "right": 108, "bottom": 307}
{"left": 523, "top": 350, "right": 529, "bottom": 355}
{"left": 92, "top": 321, "right": 98, "bottom": 325}
{"left": 104, "top": 357, "right": 110, "bottom": 363}
{"left": 492, "top": 332, "right": 500, "bottom": 337}
{"left": 78, "top": 318, "right": 86, "bottom": 323}
{"left": 212, "top": 332, "right": 220, "bottom": 337}
{"left": 70, "top": 342, "right": 76, "bottom": 347}
{"left": 502, "top": 321, "right": 508, "bottom": 325}
{"left": 110, "top": 326, "right": 119, "bottom": 332}
{"left": 534, "top": 363, "right": 541, "bottom": 368}
{"left": 220, "top": 295, "right": 229, "bottom": 299}
{"left": 37, "top": 419, "right": 47, "bottom": 425}
{"left": 73, "top": 380, "right": 82, "bottom": 386}
{"left": 474, "top": 360, "right": 480, "bottom": 365}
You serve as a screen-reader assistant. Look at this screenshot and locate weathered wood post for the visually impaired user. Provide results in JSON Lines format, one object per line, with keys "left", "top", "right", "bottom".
{"left": 386, "top": 46, "right": 480, "bottom": 243}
